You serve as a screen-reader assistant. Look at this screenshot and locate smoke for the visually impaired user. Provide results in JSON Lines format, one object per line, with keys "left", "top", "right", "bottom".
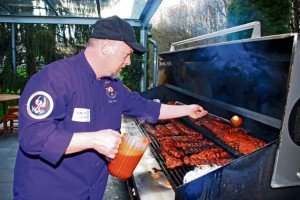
{"left": 164, "top": 37, "right": 292, "bottom": 118}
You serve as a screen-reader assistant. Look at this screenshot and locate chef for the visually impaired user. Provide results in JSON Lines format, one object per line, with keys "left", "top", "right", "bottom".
{"left": 13, "top": 16, "right": 208, "bottom": 200}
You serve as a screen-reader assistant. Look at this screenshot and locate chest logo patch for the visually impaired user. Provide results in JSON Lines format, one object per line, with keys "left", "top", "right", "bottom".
{"left": 26, "top": 91, "right": 54, "bottom": 119}
{"left": 104, "top": 81, "right": 117, "bottom": 99}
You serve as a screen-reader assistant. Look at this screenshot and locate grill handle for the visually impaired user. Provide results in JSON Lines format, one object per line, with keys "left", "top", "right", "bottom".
{"left": 170, "top": 21, "right": 261, "bottom": 51}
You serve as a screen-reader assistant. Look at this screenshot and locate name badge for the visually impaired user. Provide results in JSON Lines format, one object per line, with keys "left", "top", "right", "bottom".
{"left": 72, "top": 108, "right": 90, "bottom": 122}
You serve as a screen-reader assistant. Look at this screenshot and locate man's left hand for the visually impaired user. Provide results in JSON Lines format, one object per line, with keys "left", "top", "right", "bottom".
{"left": 187, "top": 104, "right": 208, "bottom": 119}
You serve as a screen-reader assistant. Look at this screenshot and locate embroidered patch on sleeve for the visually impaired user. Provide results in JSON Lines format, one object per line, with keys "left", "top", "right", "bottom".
{"left": 26, "top": 91, "right": 54, "bottom": 119}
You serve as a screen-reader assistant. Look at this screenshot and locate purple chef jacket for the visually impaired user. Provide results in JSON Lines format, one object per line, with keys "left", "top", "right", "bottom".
{"left": 13, "top": 50, "right": 161, "bottom": 200}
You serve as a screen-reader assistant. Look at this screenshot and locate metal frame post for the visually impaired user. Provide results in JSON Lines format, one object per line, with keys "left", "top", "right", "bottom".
{"left": 148, "top": 38, "right": 158, "bottom": 87}
{"left": 140, "top": 28, "right": 147, "bottom": 92}
{"left": 11, "top": 23, "right": 16, "bottom": 72}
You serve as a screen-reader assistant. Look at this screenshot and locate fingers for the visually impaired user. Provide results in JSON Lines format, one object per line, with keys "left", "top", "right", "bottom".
{"left": 93, "top": 129, "right": 123, "bottom": 158}
{"left": 108, "top": 133, "right": 122, "bottom": 151}
{"left": 109, "top": 129, "right": 122, "bottom": 137}
{"left": 107, "top": 129, "right": 122, "bottom": 144}
{"left": 106, "top": 149, "right": 119, "bottom": 159}
{"left": 104, "top": 146, "right": 119, "bottom": 159}
{"left": 199, "top": 110, "right": 208, "bottom": 117}
{"left": 190, "top": 104, "right": 208, "bottom": 119}
{"left": 107, "top": 154, "right": 115, "bottom": 159}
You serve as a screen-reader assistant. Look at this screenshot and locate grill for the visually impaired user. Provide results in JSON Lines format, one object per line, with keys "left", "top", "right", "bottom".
{"left": 135, "top": 33, "right": 300, "bottom": 199}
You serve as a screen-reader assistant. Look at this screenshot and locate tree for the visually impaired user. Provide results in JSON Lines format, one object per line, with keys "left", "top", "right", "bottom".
{"left": 291, "top": 0, "right": 300, "bottom": 32}
{"left": 0, "top": 1, "right": 92, "bottom": 92}
{"left": 149, "top": 0, "right": 232, "bottom": 87}
{"left": 0, "top": 23, "right": 12, "bottom": 69}
{"left": 151, "top": 0, "right": 232, "bottom": 53}
{"left": 227, "top": 0, "right": 291, "bottom": 39}
{"left": 120, "top": 54, "right": 143, "bottom": 91}
{"left": 120, "top": 27, "right": 144, "bottom": 91}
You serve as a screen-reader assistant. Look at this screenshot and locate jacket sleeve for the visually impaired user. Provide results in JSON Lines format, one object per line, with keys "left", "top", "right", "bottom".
{"left": 18, "top": 66, "right": 73, "bottom": 165}
{"left": 121, "top": 84, "right": 161, "bottom": 124}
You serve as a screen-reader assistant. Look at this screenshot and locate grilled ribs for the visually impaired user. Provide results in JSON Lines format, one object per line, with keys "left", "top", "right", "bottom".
{"left": 141, "top": 118, "right": 244, "bottom": 169}
{"left": 161, "top": 150, "right": 184, "bottom": 169}
{"left": 198, "top": 116, "right": 266, "bottom": 155}
{"left": 141, "top": 123, "right": 162, "bottom": 138}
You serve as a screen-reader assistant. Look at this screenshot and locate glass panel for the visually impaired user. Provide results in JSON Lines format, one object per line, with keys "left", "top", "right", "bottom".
{"left": 0, "top": 0, "right": 54, "bottom": 16}
{"left": 51, "top": 0, "right": 98, "bottom": 17}
{"left": 100, "top": 0, "right": 147, "bottom": 19}
{"left": 0, "top": 5, "right": 9, "bottom": 14}
{"left": 0, "top": 0, "right": 149, "bottom": 19}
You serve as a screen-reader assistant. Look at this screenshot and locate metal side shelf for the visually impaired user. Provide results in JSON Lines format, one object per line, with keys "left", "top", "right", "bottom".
{"left": 121, "top": 116, "right": 175, "bottom": 200}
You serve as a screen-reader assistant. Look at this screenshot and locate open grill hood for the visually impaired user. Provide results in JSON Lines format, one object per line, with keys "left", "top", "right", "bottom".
{"left": 138, "top": 33, "right": 300, "bottom": 199}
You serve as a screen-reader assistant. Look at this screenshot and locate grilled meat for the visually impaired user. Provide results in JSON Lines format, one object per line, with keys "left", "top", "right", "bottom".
{"left": 141, "top": 123, "right": 162, "bottom": 138}
{"left": 157, "top": 134, "right": 203, "bottom": 143}
{"left": 142, "top": 118, "right": 238, "bottom": 169}
{"left": 170, "top": 119, "right": 200, "bottom": 135}
{"left": 160, "top": 139, "right": 185, "bottom": 158}
{"left": 198, "top": 116, "right": 266, "bottom": 155}
{"left": 161, "top": 150, "right": 184, "bottom": 169}
{"left": 175, "top": 139, "right": 213, "bottom": 149}
{"left": 165, "top": 123, "right": 182, "bottom": 135}
{"left": 155, "top": 124, "right": 174, "bottom": 136}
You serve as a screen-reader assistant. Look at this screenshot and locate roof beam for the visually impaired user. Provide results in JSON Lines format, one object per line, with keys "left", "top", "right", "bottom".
{"left": 139, "top": 0, "right": 162, "bottom": 28}
{"left": 43, "top": 0, "right": 59, "bottom": 16}
{"left": 95, "top": 0, "right": 101, "bottom": 18}
{"left": 0, "top": 3, "right": 14, "bottom": 14}
{"left": 0, "top": 15, "right": 142, "bottom": 26}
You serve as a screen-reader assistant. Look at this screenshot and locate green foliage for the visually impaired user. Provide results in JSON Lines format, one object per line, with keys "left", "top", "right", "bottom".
{"left": 0, "top": 23, "right": 12, "bottom": 69}
{"left": 23, "top": 24, "right": 38, "bottom": 77}
{"left": 16, "top": 66, "right": 28, "bottom": 78}
{"left": 227, "top": 0, "right": 291, "bottom": 40}
{"left": 120, "top": 54, "right": 143, "bottom": 92}
{"left": 74, "top": 24, "right": 92, "bottom": 53}
{"left": 0, "top": 22, "right": 143, "bottom": 93}
{"left": 0, "top": 65, "right": 28, "bottom": 94}
{"left": 120, "top": 27, "right": 144, "bottom": 91}
{"left": 36, "top": 28, "right": 56, "bottom": 64}
{"left": 0, "top": 23, "right": 88, "bottom": 93}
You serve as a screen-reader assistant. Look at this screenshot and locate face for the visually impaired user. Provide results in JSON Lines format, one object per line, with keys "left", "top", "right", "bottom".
{"left": 107, "top": 41, "right": 133, "bottom": 78}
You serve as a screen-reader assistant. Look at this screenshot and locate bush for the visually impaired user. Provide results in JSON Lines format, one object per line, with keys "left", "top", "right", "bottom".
{"left": 120, "top": 54, "right": 143, "bottom": 92}
{"left": 0, "top": 65, "right": 28, "bottom": 94}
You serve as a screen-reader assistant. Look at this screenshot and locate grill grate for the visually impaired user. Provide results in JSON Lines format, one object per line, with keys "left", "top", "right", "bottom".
{"left": 138, "top": 122, "right": 194, "bottom": 188}
{"left": 136, "top": 118, "right": 233, "bottom": 188}
{"left": 135, "top": 115, "right": 253, "bottom": 188}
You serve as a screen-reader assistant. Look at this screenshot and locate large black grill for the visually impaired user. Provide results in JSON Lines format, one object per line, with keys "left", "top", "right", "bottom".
{"left": 137, "top": 33, "right": 300, "bottom": 199}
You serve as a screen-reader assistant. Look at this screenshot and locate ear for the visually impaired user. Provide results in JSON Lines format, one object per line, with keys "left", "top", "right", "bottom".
{"left": 101, "top": 40, "right": 111, "bottom": 55}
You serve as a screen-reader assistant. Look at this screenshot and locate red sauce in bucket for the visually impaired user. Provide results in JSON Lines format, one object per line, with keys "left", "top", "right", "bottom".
{"left": 108, "top": 153, "right": 144, "bottom": 180}
{"left": 108, "top": 135, "right": 150, "bottom": 180}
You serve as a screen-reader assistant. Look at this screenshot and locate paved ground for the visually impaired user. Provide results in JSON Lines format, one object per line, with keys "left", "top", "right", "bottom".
{"left": 0, "top": 125, "right": 130, "bottom": 200}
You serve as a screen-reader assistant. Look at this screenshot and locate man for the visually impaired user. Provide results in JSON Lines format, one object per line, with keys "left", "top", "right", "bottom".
{"left": 13, "top": 16, "right": 208, "bottom": 200}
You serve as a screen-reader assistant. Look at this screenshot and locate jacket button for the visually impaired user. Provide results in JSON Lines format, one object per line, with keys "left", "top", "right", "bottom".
{"left": 95, "top": 161, "right": 99, "bottom": 166}
{"left": 100, "top": 107, "right": 104, "bottom": 111}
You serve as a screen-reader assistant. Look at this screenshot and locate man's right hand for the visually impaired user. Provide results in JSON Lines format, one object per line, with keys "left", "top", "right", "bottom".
{"left": 91, "top": 129, "right": 122, "bottom": 159}
{"left": 65, "top": 129, "right": 122, "bottom": 159}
